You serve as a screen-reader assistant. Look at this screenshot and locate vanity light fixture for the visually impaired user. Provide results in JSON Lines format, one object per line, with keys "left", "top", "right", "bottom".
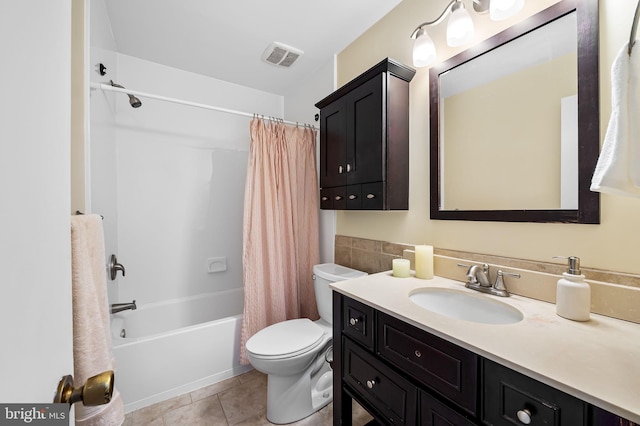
{"left": 410, "top": 0, "right": 525, "bottom": 68}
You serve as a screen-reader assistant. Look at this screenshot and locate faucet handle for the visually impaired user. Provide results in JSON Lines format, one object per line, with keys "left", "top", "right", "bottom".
{"left": 494, "top": 270, "right": 520, "bottom": 292}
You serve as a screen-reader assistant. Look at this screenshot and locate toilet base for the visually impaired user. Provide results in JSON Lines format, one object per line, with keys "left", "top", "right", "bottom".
{"left": 266, "top": 361, "right": 333, "bottom": 424}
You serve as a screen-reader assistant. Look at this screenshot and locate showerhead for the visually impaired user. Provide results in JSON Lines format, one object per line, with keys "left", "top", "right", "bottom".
{"left": 128, "top": 94, "right": 142, "bottom": 108}
{"left": 109, "top": 80, "right": 142, "bottom": 108}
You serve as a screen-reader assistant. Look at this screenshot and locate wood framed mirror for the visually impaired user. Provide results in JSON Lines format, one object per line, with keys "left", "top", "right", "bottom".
{"left": 429, "top": 0, "right": 599, "bottom": 223}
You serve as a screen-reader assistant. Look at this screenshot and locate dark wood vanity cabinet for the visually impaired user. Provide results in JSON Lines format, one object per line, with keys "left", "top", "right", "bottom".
{"left": 333, "top": 293, "right": 638, "bottom": 426}
{"left": 315, "top": 58, "right": 415, "bottom": 210}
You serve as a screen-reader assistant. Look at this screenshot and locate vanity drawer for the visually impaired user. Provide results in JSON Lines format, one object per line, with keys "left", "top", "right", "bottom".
{"left": 482, "top": 359, "right": 586, "bottom": 426}
{"left": 343, "top": 296, "right": 375, "bottom": 350}
{"left": 420, "top": 390, "right": 477, "bottom": 426}
{"left": 343, "top": 337, "right": 417, "bottom": 425}
{"left": 376, "top": 312, "right": 478, "bottom": 415}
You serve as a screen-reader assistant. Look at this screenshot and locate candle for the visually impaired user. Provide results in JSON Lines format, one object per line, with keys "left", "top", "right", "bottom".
{"left": 415, "top": 245, "right": 434, "bottom": 279}
{"left": 392, "top": 259, "right": 410, "bottom": 278}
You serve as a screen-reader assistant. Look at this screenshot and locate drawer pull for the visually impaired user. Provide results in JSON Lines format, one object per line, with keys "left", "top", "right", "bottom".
{"left": 366, "top": 193, "right": 376, "bottom": 199}
{"left": 321, "top": 196, "right": 328, "bottom": 201}
{"left": 516, "top": 408, "right": 532, "bottom": 425}
{"left": 414, "top": 350, "right": 422, "bottom": 358}
{"left": 335, "top": 195, "right": 343, "bottom": 201}
{"left": 366, "top": 379, "right": 376, "bottom": 389}
{"left": 349, "top": 317, "right": 359, "bottom": 326}
{"left": 348, "top": 194, "right": 357, "bottom": 200}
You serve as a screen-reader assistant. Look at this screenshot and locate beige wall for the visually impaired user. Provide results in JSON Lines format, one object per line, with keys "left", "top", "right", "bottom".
{"left": 336, "top": 0, "right": 640, "bottom": 275}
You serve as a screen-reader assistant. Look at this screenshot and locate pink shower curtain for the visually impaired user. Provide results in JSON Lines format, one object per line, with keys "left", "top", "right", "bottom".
{"left": 239, "top": 118, "right": 320, "bottom": 364}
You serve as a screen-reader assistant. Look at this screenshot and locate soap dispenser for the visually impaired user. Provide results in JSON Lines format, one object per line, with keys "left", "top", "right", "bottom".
{"left": 554, "top": 256, "right": 590, "bottom": 321}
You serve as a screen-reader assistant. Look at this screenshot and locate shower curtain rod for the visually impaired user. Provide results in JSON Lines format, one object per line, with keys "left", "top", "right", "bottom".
{"left": 90, "top": 82, "right": 317, "bottom": 129}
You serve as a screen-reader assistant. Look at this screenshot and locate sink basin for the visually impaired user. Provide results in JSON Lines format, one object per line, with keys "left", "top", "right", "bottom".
{"left": 409, "top": 288, "right": 523, "bottom": 324}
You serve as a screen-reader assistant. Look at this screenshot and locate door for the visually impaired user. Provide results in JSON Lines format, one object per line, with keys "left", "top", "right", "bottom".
{"left": 319, "top": 97, "right": 348, "bottom": 188}
{"left": 346, "top": 74, "right": 384, "bottom": 186}
{"left": 0, "top": 0, "right": 74, "bottom": 407}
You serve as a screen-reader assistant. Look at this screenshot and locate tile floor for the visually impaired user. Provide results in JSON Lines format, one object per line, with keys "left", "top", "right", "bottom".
{"left": 123, "top": 370, "right": 373, "bottom": 425}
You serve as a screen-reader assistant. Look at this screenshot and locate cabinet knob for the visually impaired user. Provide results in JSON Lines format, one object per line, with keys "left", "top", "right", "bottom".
{"left": 516, "top": 408, "right": 532, "bottom": 425}
{"left": 335, "top": 195, "right": 343, "bottom": 201}
{"left": 321, "top": 196, "right": 328, "bottom": 201}
{"left": 346, "top": 163, "right": 352, "bottom": 173}
{"left": 349, "top": 317, "right": 359, "bottom": 326}
{"left": 414, "top": 350, "right": 422, "bottom": 358}
{"left": 366, "top": 379, "right": 376, "bottom": 389}
{"left": 348, "top": 194, "right": 357, "bottom": 200}
{"left": 366, "top": 193, "right": 376, "bottom": 199}
{"left": 338, "top": 165, "right": 344, "bottom": 174}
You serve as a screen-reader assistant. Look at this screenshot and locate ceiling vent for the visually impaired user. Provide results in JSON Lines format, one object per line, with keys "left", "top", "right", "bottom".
{"left": 261, "top": 42, "right": 303, "bottom": 68}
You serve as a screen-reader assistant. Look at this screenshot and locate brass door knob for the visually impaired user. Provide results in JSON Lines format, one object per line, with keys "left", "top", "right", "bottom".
{"left": 54, "top": 370, "right": 114, "bottom": 407}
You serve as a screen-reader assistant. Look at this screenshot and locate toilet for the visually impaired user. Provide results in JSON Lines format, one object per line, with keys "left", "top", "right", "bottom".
{"left": 245, "top": 263, "right": 367, "bottom": 424}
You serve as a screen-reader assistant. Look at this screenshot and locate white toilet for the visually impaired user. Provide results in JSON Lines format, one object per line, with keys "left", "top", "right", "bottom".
{"left": 245, "top": 263, "right": 367, "bottom": 424}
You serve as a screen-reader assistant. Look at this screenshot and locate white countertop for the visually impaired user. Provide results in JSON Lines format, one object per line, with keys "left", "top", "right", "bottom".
{"left": 330, "top": 272, "right": 640, "bottom": 423}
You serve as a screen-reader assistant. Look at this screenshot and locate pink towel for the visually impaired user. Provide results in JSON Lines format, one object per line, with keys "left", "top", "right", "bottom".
{"left": 70, "top": 215, "right": 124, "bottom": 426}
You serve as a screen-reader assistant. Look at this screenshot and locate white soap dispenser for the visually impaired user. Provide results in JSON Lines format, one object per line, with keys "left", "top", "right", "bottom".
{"left": 554, "top": 256, "right": 590, "bottom": 321}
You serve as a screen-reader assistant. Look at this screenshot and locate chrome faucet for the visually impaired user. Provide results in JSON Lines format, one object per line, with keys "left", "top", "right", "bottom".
{"left": 110, "top": 300, "right": 136, "bottom": 314}
{"left": 457, "top": 264, "right": 520, "bottom": 297}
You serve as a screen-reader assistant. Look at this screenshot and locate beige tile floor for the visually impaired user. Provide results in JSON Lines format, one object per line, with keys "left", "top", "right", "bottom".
{"left": 123, "top": 370, "right": 373, "bottom": 425}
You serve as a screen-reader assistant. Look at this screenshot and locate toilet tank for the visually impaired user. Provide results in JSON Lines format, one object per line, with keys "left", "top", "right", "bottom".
{"left": 313, "top": 263, "right": 367, "bottom": 324}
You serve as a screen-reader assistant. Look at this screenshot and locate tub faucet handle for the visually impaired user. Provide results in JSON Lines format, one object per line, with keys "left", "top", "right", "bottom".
{"left": 109, "top": 254, "right": 126, "bottom": 280}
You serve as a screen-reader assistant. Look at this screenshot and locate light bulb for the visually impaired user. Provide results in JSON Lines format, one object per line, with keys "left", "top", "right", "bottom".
{"left": 490, "top": 0, "right": 524, "bottom": 21}
{"left": 413, "top": 28, "right": 437, "bottom": 68}
{"left": 446, "top": 2, "right": 475, "bottom": 47}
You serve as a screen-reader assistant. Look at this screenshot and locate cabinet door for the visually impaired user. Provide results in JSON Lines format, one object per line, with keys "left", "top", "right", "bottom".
{"left": 319, "top": 98, "right": 347, "bottom": 188}
{"left": 346, "top": 184, "right": 362, "bottom": 209}
{"left": 420, "top": 391, "right": 477, "bottom": 426}
{"left": 483, "top": 359, "right": 586, "bottom": 426}
{"left": 346, "top": 74, "right": 384, "bottom": 186}
{"left": 361, "top": 182, "right": 384, "bottom": 210}
{"left": 320, "top": 188, "right": 333, "bottom": 209}
{"left": 320, "top": 186, "right": 348, "bottom": 210}
{"left": 344, "top": 338, "right": 417, "bottom": 425}
{"left": 343, "top": 296, "right": 375, "bottom": 350}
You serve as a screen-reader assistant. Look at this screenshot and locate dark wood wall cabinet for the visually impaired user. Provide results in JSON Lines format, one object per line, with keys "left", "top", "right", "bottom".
{"left": 315, "top": 58, "right": 415, "bottom": 210}
{"left": 333, "top": 293, "right": 638, "bottom": 426}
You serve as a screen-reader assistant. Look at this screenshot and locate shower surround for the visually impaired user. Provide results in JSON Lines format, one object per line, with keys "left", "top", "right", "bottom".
{"left": 89, "top": 46, "right": 285, "bottom": 410}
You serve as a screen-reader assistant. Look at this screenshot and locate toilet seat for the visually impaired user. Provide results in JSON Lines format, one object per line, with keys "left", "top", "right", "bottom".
{"left": 246, "top": 318, "right": 326, "bottom": 359}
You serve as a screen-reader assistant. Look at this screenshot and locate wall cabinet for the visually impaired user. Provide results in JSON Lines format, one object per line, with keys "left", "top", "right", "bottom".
{"left": 315, "top": 58, "right": 415, "bottom": 210}
{"left": 333, "top": 293, "right": 638, "bottom": 426}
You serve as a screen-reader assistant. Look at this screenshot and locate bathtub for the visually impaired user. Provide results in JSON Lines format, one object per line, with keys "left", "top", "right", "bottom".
{"left": 110, "top": 288, "right": 252, "bottom": 413}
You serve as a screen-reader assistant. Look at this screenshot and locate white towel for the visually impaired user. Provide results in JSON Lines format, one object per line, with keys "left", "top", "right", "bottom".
{"left": 70, "top": 215, "right": 124, "bottom": 426}
{"left": 590, "top": 42, "right": 640, "bottom": 197}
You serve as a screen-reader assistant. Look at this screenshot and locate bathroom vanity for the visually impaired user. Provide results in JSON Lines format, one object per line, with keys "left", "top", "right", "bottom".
{"left": 331, "top": 273, "right": 640, "bottom": 425}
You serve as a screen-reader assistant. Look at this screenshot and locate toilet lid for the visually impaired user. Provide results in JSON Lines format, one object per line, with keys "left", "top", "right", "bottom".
{"left": 246, "top": 318, "right": 325, "bottom": 358}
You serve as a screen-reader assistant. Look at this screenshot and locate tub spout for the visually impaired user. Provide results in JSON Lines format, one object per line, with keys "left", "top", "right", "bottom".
{"left": 111, "top": 300, "right": 136, "bottom": 314}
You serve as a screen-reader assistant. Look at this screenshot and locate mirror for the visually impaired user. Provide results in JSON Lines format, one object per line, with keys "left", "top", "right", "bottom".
{"left": 429, "top": 0, "right": 599, "bottom": 223}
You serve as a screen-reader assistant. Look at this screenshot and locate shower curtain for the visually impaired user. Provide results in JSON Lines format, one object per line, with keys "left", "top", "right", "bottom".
{"left": 240, "top": 118, "right": 320, "bottom": 364}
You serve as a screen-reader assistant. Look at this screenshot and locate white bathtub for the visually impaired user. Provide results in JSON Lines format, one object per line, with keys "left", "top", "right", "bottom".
{"left": 111, "top": 288, "right": 251, "bottom": 413}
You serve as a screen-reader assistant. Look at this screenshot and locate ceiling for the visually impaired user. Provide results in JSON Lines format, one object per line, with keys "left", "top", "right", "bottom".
{"left": 103, "top": 0, "right": 404, "bottom": 96}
